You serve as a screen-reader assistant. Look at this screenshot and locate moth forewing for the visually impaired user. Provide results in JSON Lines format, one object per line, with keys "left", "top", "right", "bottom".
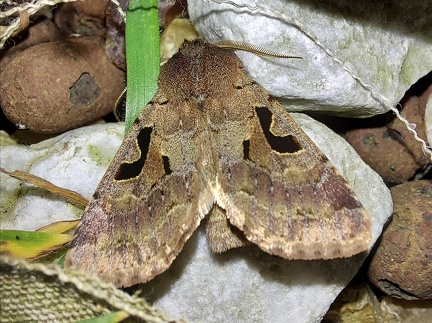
{"left": 65, "top": 39, "right": 371, "bottom": 288}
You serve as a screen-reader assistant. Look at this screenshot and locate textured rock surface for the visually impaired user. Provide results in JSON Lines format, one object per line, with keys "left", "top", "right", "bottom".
{"left": 379, "top": 297, "right": 432, "bottom": 321}
{"left": 0, "top": 37, "right": 125, "bottom": 134}
{"left": 0, "top": 19, "right": 62, "bottom": 73}
{"left": 0, "top": 115, "right": 392, "bottom": 322}
{"left": 346, "top": 93, "right": 430, "bottom": 184}
{"left": 324, "top": 283, "right": 382, "bottom": 322}
{"left": 368, "top": 180, "right": 432, "bottom": 300}
{"left": 324, "top": 283, "right": 432, "bottom": 321}
{"left": 0, "top": 123, "right": 124, "bottom": 230}
{"left": 188, "top": 0, "right": 432, "bottom": 117}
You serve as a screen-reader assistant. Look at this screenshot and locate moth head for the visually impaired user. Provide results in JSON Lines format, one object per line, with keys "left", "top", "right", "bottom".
{"left": 160, "top": 39, "right": 241, "bottom": 99}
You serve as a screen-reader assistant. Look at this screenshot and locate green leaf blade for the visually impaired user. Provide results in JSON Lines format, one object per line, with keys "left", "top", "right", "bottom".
{"left": 125, "top": 0, "right": 160, "bottom": 133}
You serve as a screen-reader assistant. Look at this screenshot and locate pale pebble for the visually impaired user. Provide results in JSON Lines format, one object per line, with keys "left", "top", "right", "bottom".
{"left": 0, "top": 123, "right": 123, "bottom": 230}
{"left": 188, "top": 0, "right": 432, "bottom": 117}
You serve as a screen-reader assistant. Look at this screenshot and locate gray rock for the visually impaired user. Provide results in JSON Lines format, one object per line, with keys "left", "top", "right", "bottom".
{"left": 0, "top": 123, "right": 124, "bottom": 230}
{"left": 188, "top": 0, "right": 432, "bottom": 117}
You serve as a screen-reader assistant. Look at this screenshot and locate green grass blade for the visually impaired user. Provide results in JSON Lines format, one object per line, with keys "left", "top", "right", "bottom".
{"left": 125, "top": 0, "right": 160, "bottom": 133}
{"left": 76, "top": 311, "right": 129, "bottom": 323}
{"left": 0, "top": 230, "right": 72, "bottom": 260}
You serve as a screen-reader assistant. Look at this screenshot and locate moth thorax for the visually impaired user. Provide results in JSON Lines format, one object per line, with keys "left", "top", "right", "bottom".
{"left": 192, "top": 94, "right": 206, "bottom": 111}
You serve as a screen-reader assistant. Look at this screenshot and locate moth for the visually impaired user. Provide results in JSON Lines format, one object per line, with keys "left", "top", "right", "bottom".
{"left": 65, "top": 39, "right": 371, "bottom": 288}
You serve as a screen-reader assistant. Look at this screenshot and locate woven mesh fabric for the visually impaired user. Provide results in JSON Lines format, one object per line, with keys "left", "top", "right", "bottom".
{"left": 0, "top": 256, "right": 186, "bottom": 323}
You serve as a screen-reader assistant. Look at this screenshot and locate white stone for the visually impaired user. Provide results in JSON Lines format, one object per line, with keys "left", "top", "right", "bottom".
{"left": 0, "top": 123, "right": 124, "bottom": 230}
{"left": 0, "top": 117, "right": 392, "bottom": 322}
{"left": 188, "top": 0, "right": 432, "bottom": 117}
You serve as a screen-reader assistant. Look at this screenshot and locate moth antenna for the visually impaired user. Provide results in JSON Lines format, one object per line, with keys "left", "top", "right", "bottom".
{"left": 214, "top": 40, "right": 302, "bottom": 59}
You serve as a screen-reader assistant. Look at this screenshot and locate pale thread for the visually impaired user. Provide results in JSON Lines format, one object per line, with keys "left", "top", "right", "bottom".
{"left": 390, "top": 104, "right": 432, "bottom": 161}
{"left": 208, "top": 0, "right": 432, "bottom": 162}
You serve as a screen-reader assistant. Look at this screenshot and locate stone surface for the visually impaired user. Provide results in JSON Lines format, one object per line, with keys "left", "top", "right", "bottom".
{"left": 324, "top": 282, "right": 432, "bottom": 322}
{"left": 0, "top": 37, "right": 125, "bottom": 134}
{"left": 188, "top": 0, "right": 432, "bottom": 117}
{"left": 346, "top": 92, "right": 430, "bottom": 184}
{"left": 0, "top": 19, "right": 61, "bottom": 74}
{"left": 368, "top": 180, "right": 432, "bottom": 300}
{"left": 0, "top": 115, "right": 392, "bottom": 322}
{"left": 379, "top": 297, "right": 432, "bottom": 322}
{"left": 323, "top": 283, "right": 382, "bottom": 322}
{"left": 0, "top": 123, "right": 124, "bottom": 230}
{"left": 0, "top": 130, "right": 18, "bottom": 146}
{"left": 54, "top": 0, "right": 108, "bottom": 37}
{"left": 160, "top": 18, "right": 199, "bottom": 61}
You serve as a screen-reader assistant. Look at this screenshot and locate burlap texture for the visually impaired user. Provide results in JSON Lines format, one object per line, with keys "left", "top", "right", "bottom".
{"left": 0, "top": 256, "right": 186, "bottom": 323}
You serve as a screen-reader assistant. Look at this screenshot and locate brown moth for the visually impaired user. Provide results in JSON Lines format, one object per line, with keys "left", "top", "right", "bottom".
{"left": 65, "top": 39, "right": 371, "bottom": 288}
